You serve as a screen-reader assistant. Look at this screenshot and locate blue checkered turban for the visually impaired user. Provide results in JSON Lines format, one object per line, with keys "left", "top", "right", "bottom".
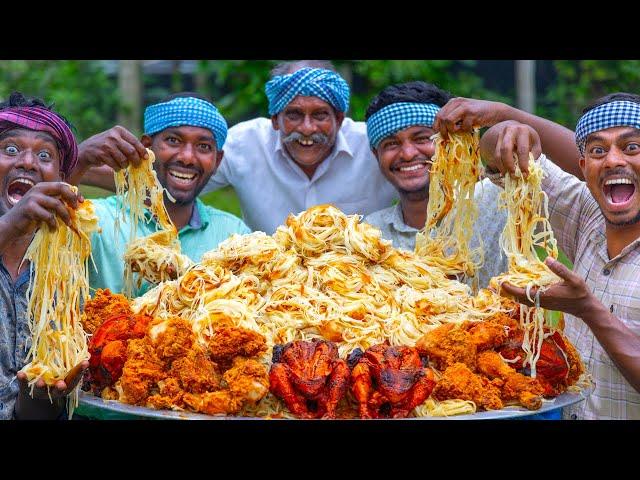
{"left": 265, "top": 68, "right": 350, "bottom": 116}
{"left": 366, "top": 102, "right": 441, "bottom": 149}
{"left": 144, "top": 97, "right": 228, "bottom": 149}
{"left": 575, "top": 100, "right": 640, "bottom": 155}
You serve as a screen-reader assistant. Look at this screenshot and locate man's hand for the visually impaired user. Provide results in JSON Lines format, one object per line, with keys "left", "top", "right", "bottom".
{"left": 78, "top": 125, "right": 148, "bottom": 173}
{"left": 500, "top": 257, "right": 596, "bottom": 318}
{"left": 479, "top": 120, "right": 542, "bottom": 177}
{"left": 434, "top": 97, "right": 507, "bottom": 139}
{"left": 16, "top": 360, "right": 89, "bottom": 401}
{"left": 15, "top": 360, "right": 89, "bottom": 419}
{"left": 0, "top": 182, "right": 82, "bottom": 238}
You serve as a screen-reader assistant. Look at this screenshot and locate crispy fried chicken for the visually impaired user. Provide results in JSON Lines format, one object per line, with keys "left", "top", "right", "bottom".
{"left": 206, "top": 326, "right": 267, "bottom": 369}
{"left": 81, "top": 289, "right": 132, "bottom": 335}
{"left": 433, "top": 362, "right": 504, "bottom": 411}
{"left": 415, "top": 323, "right": 477, "bottom": 371}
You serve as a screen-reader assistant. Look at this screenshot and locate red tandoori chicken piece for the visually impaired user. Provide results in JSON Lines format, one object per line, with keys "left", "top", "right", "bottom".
{"left": 349, "top": 343, "right": 436, "bottom": 419}
{"left": 269, "top": 339, "right": 350, "bottom": 419}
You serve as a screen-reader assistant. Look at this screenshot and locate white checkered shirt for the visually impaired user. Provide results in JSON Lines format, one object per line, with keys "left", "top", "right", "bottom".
{"left": 538, "top": 154, "right": 640, "bottom": 419}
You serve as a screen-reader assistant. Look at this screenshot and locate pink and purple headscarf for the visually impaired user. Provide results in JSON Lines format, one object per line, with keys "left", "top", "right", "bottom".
{"left": 0, "top": 106, "right": 78, "bottom": 177}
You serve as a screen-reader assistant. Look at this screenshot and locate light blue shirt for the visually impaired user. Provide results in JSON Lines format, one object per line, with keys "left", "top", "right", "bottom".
{"left": 89, "top": 196, "right": 250, "bottom": 297}
{"left": 203, "top": 117, "right": 397, "bottom": 234}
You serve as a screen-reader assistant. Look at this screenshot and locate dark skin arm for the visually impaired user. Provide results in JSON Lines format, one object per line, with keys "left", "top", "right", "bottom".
{"left": 434, "top": 97, "right": 583, "bottom": 179}
{"left": 67, "top": 125, "right": 148, "bottom": 190}
{"left": 15, "top": 361, "right": 89, "bottom": 419}
{"left": 501, "top": 258, "right": 640, "bottom": 393}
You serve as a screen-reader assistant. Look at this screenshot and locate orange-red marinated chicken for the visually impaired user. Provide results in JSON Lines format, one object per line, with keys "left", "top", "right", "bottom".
{"left": 499, "top": 329, "right": 584, "bottom": 396}
{"left": 87, "top": 312, "right": 153, "bottom": 392}
{"left": 269, "top": 339, "right": 350, "bottom": 418}
{"left": 349, "top": 343, "right": 436, "bottom": 418}
{"left": 81, "top": 288, "right": 132, "bottom": 334}
{"left": 433, "top": 362, "right": 504, "bottom": 411}
{"left": 476, "top": 350, "right": 544, "bottom": 410}
{"left": 119, "top": 337, "right": 166, "bottom": 405}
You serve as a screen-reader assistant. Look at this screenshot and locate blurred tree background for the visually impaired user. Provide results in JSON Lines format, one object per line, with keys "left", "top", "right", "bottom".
{"left": 2, "top": 59, "right": 639, "bottom": 218}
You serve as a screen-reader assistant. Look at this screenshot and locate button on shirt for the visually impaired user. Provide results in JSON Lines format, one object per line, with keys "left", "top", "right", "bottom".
{"left": 0, "top": 263, "right": 31, "bottom": 420}
{"left": 89, "top": 196, "right": 250, "bottom": 297}
{"left": 364, "top": 178, "right": 508, "bottom": 290}
{"left": 203, "top": 117, "right": 397, "bottom": 234}
{"left": 537, "top": 155, "right": 640, "bottom": 420}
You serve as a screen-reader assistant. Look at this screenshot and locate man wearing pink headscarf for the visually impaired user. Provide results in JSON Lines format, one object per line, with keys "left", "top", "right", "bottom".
{"left": 0, "top": 91, "right": 88, "bottom": 420}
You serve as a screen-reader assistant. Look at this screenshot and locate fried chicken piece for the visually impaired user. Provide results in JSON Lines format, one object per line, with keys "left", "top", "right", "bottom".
{"left": 147, "top": 377, "right": 186, "bottom": 410}
{"left": 433, "top": 363, "right": 504, "bottom": 411}
{"left": 350, "top": 344, "right": 436, "bottom": 418}
{"left": 269, "top": 339, "right": 349, "bottom": 419}
{"left": 182, "top": 358, "right": 269, "bottom": 415}
{"left": 170, "top": 349, "right": 221, "bottom": 394}
{"left": 467, "top": 317, "right": 515, "bottom": 351}
{"left": 119, "top": 338, "right": 166, "bottom": 405}
{"left": 415, "top": 323, "right": 477, "bottom": 371}
{"left": 149, "top": 317, "right": 195, "bottom": 362}
{"left": 206, "top": 326, "right": 267, "bottom": 369}
{"left": 81, "top": 288, "right": 132, "bottom": 335}
{"left": 476, "top": 351, "right": 544, "bottom": 410}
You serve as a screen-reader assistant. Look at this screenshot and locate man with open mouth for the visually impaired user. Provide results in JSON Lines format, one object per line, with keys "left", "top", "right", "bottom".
{"left": 85, "top": 92, "right": 250, "bottom": 298}
{"left": 0, "top": 91, "right": 88, "bottom": 419}
{"left": 479, "top": 93, "right": 640, "bottom": 420}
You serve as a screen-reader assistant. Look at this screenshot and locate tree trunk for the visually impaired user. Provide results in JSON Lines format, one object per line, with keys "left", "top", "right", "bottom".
{"left": 117, "top": 60, "right": 142, "bottom": 134}
{"left": 515, "top": 60, "right": 536, "bottom": 113}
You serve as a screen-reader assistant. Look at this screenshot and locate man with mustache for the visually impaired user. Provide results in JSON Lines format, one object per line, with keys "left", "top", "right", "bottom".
{"left": 479, "top": 92, "right": 640, "bottom": 419}
{"left": 0, "top": 92, "right": 88, "bottom": 419}
{"left": 85, "top": 92, "right": 250, "bottom": 296}
{"left": 199, "top": 60, "right": 396, "bottom": 233}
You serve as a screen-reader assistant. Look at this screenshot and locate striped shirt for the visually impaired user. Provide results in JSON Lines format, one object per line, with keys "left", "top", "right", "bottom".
{"left": 539, "top": 155, "right": 640, "bottom": 420}
{"left": 89, "top": 196, "right": 250, "bottom": 297}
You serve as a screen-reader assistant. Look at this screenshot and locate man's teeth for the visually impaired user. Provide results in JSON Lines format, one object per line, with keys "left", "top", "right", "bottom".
{"left": 605, "top": 178, "right": 633, "bottom": 185}
{"left": 398, "top": 164, "right": 425, "bottom": 172}
{"left": 298, "top": 139, "right": 314, "bottom": 146}
{"left": 169, "top": 170, "right": 196, "bottom": 180}
{"left": 12, "top": 178, "right": 35, "bottom": 187}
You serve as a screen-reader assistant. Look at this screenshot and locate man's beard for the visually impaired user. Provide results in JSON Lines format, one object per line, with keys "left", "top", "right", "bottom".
{"left": 603, "top": 206, "right": 640, "bottom": 227}
{"left": 398, "top": 185, "right": 429, "bottom": 201}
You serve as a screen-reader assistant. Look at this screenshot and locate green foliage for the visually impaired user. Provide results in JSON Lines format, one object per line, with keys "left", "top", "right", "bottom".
{"left": 539, "top": 60, "right": 640, "bottom": 128}
{"left": 0, "top": 60, "right": 119, "bottom": 141}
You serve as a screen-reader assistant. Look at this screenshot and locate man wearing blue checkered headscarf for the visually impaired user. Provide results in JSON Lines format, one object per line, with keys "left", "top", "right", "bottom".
{"left": 199, "top": 60, "right": 397, "bottom": 234}
{"left": 363, "top": 81, "right": 509, "bottom": 294}
{"left": 476, "top": 92, "right": 640, "bottom": 421}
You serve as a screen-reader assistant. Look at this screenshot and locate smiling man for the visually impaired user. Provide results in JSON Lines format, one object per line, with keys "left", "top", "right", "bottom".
{"left": 201, "top": 61, "right": 396, "bottom": 234}
{"left": 479, "top": 92, "right": 640, "bottom": 419}
{"left": 363, "top": 82, "right": 508, "bottom": 289}
{"left": 88, "top": 92, "right": 250, "bottom": 297}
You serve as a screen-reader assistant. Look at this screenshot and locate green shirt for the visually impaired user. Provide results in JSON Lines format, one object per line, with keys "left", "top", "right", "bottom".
{"left": 88, "top": 196, "right": 250, "bottom": 298}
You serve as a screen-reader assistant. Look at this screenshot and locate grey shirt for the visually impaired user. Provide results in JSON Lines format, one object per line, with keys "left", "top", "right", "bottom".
{"left": 0, "top": 262, "right": 31, "bottom": 420}
{"left": 364, "top": 178, "right": 508, "bottom": 289}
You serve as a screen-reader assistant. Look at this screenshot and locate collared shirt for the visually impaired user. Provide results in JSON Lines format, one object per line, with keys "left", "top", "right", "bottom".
{"left": 533, "top": 155, "right": 640, "bottom": 420}
{"left": 0, "top": 263, "right": 31, "bottom": 420}
{"left": 89, "top": 196, "right": 250, "bottom": 297}
{"left": 364, "top": 178, "right": 508, "bottom": 290}
{"left": 203, "top": 117, "right": 397, "bottom": 234}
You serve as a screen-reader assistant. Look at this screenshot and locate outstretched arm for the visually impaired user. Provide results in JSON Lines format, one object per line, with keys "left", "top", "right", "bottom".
{"left": 435, "top": 98, "right": 583, "bottom": 179}
{"left": 501, "top": 258, "right": 640, "bottom": 393}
